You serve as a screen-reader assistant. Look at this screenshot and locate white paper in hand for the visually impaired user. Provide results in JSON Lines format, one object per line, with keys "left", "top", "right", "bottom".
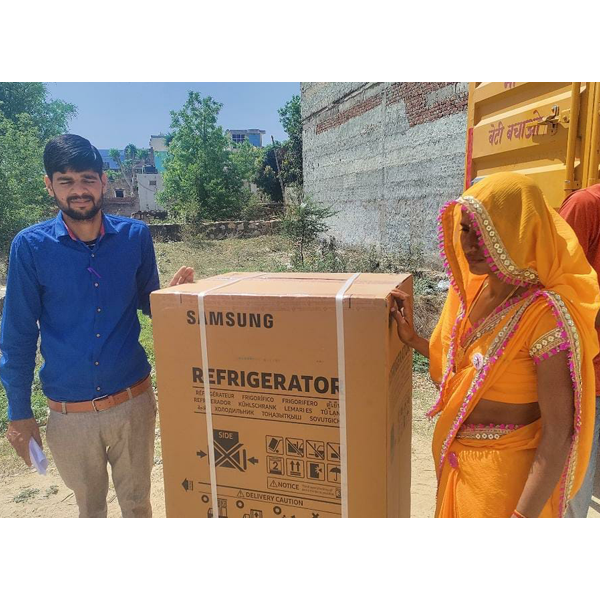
{"left": 29, "top": 438, "right": 48, "bottom": 475}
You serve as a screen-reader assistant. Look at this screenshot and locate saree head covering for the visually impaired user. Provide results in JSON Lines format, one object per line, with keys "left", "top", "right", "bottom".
{"left": 428, "top": 172, "right": 600, "bottom": 517}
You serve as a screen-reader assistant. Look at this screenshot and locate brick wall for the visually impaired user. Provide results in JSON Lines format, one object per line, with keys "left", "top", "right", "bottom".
{"left": 302, "top": 82, "right": 468, "bottom": 254}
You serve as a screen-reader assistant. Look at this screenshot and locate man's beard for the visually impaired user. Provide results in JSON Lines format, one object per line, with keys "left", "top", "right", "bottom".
{"left": 57, "top": 192, "right": 104, "bottom": 221}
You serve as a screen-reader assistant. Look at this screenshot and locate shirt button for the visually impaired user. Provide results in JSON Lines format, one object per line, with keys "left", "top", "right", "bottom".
{"left": 96, "top": 333, "right": 101, "bottom": 338}
{"left": 97, "top": 308, "right": 101, "bottom": 313}
{"left": 96, "top": 386, "right": 101, "bottom": 392}
{"left": 91, "top": 254, "right": 95, "bottom": 258}
{"left": 95, "top": 361, "right": 99, "bottom": 366}
{"left": 94, "top": 282, "right": 99, "bottom": 287}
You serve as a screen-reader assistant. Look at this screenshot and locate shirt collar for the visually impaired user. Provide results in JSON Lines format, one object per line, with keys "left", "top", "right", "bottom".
{"left": 55, "top": 211, "right": 113, "bottom": 241}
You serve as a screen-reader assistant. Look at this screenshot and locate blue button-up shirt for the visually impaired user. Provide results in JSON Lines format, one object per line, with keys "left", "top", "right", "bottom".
{"left": 0, "top": 212, "right": 160, "bottom": 420}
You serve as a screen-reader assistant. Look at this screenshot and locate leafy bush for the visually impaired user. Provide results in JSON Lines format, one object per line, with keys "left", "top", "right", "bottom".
{"left": 281, "top": 190, "right": 337, "bottom": 267}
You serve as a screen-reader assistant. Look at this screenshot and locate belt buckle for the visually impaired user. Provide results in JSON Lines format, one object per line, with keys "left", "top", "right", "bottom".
{"left": 91, "top": 394, "right": 108, "bottom": 412}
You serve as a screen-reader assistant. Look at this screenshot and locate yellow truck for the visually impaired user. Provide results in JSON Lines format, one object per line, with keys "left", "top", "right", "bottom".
{"left": 465, "top": 82, "right": 600, "bottom": 207}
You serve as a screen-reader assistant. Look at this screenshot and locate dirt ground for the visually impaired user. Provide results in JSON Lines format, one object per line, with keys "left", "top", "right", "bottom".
{"left": 1, "top": 373, "right": 598, "bottom": 518}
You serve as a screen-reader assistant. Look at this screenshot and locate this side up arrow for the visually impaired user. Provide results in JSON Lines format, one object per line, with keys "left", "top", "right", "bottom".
{"left": 197, "top": 450, "right": 207, "bottom": 459}
{"left": 249, "top": 457, "right": 259, "bottom": 465}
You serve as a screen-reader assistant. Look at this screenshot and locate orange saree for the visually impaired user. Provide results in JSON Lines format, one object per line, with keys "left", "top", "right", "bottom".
{"left": 428, "top": 173, "right": 600, "bottom": 517}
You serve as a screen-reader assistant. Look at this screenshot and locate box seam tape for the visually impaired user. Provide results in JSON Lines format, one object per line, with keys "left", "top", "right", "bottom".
{"left": 336, "top": 272, "right": 362, "bottom": 518}
{"left": 197, "top": 273, "right": 262, "bottom": 518}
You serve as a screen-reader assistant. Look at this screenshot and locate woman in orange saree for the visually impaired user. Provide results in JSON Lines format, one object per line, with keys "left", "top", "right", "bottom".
{"left": 392, "top": 172, "right": 600, "bottom": 517}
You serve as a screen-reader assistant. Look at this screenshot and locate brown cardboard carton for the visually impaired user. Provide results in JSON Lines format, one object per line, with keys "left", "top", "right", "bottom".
{"left": 150, "top": 272, "right": 413, "bottom": 518}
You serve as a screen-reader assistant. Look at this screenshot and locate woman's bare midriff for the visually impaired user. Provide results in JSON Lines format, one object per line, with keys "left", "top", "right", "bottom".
{"left": 464, "top": 399, "right": 541, "bottom": 426}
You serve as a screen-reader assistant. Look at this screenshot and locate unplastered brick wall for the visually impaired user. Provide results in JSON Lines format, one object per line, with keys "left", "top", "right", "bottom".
{"left": 302, "top": 82, "right": 468, "bottom": 255}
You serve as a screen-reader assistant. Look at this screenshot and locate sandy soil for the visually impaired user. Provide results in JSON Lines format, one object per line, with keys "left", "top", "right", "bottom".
{"left": 1, "top": 373, "right": 597, "bottom": 518}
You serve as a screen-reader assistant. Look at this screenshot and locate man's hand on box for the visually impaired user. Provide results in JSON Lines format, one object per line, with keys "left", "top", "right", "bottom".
{"left": 6, "top": 418, "right": 42, "bottom": 467}
{"left": 169, "top": 266, "right": 194, "bottom": 287}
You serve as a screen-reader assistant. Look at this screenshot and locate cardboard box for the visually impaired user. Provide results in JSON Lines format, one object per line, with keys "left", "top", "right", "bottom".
{"left": 150, "top": 272, "right": 413, "bottom": 518}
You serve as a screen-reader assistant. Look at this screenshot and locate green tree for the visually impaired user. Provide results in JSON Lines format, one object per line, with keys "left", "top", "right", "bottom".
{"left": 282, "top": 191, "right": 337, "bottom": 267}
{"left": 254, "top": 143, "right": 284, "bottom": 202}
{"left": 0, "top": 114, "right": 52, "bottom": 254}
{"left": 109, "top": 145, "right": 149, "bottom": 195}
{"left": 157, "top": 92, "right": 246, "bottom": 221}
{"left": 0, "top": 83, "right": 76, "bottom": 142}
{"left": 278, "top": 94, "right": 302, "bottom": 186}
{"left": 230, "top": 140, "right": 260, "bottom": 183}
{"left": 0, "top": 83, "right": 76, "bottom": 255}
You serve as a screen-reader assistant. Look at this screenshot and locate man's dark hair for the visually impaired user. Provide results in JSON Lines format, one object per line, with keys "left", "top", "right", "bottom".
{"left": 43, "top": 134, "right": 104, "bottom": 179}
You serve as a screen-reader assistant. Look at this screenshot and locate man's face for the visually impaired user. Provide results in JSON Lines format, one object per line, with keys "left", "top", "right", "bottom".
{"left": 45, "top": 169, "right": 107, "bottom": 221}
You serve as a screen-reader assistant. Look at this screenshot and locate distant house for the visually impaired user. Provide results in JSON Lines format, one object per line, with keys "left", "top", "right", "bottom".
{"left": 150, "top": 135, "right": 168, "bottom": 173}
{"left": 104, "top": 178, "right": 139, "bottom": 216}
{"left": 226, "top": 129, "right": 266, "bottom": 148}
{"left": 137, "top": 171, "right": 164, "bottom": 211}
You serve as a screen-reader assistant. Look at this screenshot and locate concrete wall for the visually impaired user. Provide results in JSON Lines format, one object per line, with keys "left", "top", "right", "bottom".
{"left": 301, "top": 82, "right": 468, "bottom": 254}
{"left": 148, "top": 220, "right": 281, "bottom": 242}
{"left": 137, "top": 173, "right": 164, "bottom": 211}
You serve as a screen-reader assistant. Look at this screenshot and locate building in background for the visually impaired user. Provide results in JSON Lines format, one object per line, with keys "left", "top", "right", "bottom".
{"left": 301, "top": 82, "right": 468, "bottom": 254}
{"left": 137, "top": 168, "right": 164, "bottom": 212}
{"left": 226, "top": 129, "right": 266, "bottom": 147}
{"left": 150, "top": 135, "right": 168, "bottom": 173}
{"left": 98, "top": 142, "right": 165, "bottom": 214}
{"left": 103, "top": 178, "right": 139, "bottom": 216}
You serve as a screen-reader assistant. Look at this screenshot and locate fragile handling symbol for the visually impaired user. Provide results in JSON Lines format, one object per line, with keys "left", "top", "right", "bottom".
{"left": 307, "top": 462, "right": 325, "bottom": 481}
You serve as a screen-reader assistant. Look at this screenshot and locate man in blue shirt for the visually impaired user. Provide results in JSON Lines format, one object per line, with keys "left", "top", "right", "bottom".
{"left": 0, "top": 134, "right": 193, "bottom": 517}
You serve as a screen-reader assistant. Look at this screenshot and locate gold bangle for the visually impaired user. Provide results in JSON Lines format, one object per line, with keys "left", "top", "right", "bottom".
{"left": 512, "top": 509, "right": 526, "bottom": 518}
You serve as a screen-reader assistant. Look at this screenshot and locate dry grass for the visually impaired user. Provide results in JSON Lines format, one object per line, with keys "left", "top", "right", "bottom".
{"left": 153, "top": 235, "right": 293, "bottom": 283}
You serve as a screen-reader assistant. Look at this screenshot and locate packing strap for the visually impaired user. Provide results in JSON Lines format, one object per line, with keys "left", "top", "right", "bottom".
{"left": 335, "top": 272, "right": 361, "bottom": 518}
{"left": 197, "top": 274, "right": 261, "bottom": 518}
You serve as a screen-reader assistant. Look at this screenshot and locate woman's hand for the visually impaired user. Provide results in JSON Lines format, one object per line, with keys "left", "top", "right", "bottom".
{"left": 390, "top": 289, "right": 431, "bottom": 359}
{"left": 390, "top": 289, "right": 416, "bottom": 346}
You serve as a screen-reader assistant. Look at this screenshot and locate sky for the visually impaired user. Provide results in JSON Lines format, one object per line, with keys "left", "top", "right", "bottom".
{"left": 45, "top": 82, "right": 300, "bottom": 150}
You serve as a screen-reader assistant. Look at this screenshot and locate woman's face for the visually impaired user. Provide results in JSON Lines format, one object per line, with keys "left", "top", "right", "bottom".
{"left": 460, "top": 211, "right": 493, "bottom": 276}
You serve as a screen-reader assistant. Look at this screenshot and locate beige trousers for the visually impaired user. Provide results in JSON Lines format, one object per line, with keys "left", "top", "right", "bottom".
{"left": 46, "top": 388, "right": 157, "bottom": 518}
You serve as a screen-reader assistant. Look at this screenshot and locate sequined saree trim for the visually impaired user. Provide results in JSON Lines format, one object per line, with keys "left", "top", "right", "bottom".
{"left": 529, "top": 327, "right": 567, "bottom": 363}
{"left": 456, "top": 423, "right": 523, "bottom": 440}
{"left": 458, "top": 196, "right": 540, "bottom": 286}
{"left": 460, "top": 287, "right": 540, "bottom": 351}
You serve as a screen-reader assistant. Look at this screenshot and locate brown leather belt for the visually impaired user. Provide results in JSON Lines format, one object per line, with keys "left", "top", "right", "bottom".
{"left": 48, "top": 376, "right": 152, "bottom": 414}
